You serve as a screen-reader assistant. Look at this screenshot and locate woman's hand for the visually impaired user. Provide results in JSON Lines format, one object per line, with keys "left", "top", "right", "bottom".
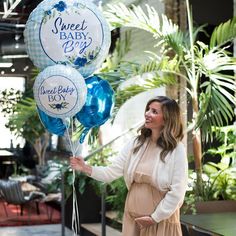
{"left": 135, "top": 215, "right": 156, "bottom": 229}
{"left": 70, "top": 156, "right": 92, "bottom": 176}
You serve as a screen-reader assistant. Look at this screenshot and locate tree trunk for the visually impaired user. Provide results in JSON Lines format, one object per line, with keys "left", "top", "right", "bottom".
{"left": 33, "top": 132, "right": 50, "bottom": 166}
{"left": 165, "top": 0, "right": 188, "bottom": 147}
{"left": 192, "top": 96, "right": 203, "bottom": 197}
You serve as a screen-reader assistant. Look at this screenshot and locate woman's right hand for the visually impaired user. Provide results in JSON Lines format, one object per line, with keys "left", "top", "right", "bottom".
{"left": 70, "top": 157, "right": 92, "bottom": 176}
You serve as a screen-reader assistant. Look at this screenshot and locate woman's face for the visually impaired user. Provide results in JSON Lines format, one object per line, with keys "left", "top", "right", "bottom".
{"left": 144, "top": 101, "right": 164, "bottom": 130}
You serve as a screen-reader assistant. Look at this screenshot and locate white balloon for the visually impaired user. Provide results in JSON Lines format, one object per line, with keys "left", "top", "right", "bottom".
{"left": 33, "top": 64, "right": 87, "bottom": 118}
{"left": 24, "top": 0, "right": 111, "bottom": 78}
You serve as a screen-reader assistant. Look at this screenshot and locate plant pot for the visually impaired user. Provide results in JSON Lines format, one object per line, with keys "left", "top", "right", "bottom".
{"left": 195, "top": 200, "right": 236, "bottom": 213}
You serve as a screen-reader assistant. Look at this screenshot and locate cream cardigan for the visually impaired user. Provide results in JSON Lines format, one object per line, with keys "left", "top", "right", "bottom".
{"left": 91, "top": 137, "right": 188, "bottom": 223}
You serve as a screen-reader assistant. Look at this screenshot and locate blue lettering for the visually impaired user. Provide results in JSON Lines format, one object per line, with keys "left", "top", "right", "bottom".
{"left": 52, "top": 17, "right": 62, "bottom": 34}
{"left": 67, "top": 32, "right": 74, "bottom": 40}
{"left": 81, "top": 32, "right": 88, "bottom": 40}
{"left": 60, "top": 32, "right": 67, "bottom": 40}
{"left": 62, "top": 40, "right": 74, "bottom": 53}
{"left": 52, "top": 17, "right": 88, "bottom": 34}
{"left": 48, "top": 95, "right": 54, "bottom": 102}
{"left": 75, "top": 32, "right": 83, "bottom": 40}
{"left": 40, "top": 86, "right": 57, "bottom": 95}
{"left": 60, "top": 94, "right": 66, "bottom": 100}
{"left": 77, "top": 37, "right": 92, "bottom": 54}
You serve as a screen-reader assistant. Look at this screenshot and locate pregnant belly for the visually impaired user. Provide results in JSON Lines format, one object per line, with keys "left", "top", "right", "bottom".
{"left": 126, "top": 182, "right": 160, "bottom": 217}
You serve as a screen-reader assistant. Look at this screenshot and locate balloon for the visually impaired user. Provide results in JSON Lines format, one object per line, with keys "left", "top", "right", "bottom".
{"left": 75, "top": 75, "right": 115, "bottom": 143}
{"left": 37, "top": 107, "right": 67, "bottom": 136}
{"left": 24, "top": 0, "right": 111, "bottom": 78}
{"left": 33, "top": 64, "right": 87, "bottom": 119}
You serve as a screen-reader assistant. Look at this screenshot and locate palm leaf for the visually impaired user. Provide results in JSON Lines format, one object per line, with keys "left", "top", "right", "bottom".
{"left": 210, "top": 16, "right": 236, "bottom": 49}
{"left": 105, "top": 3, "right": 162, "bottom": 35}
{"left": 105, "top": 3, "right": 185, "bottom": 54}
{"left": 196, "top": 81, "right": 235, "bottom": 141}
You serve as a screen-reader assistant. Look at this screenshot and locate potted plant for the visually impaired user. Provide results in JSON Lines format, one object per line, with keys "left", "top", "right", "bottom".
{"left": 183, "top": 125, "right": 236, "bottom": 214}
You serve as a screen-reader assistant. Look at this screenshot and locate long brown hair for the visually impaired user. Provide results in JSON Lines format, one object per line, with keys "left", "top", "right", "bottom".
{"left": 133, "top": 96, "right": 184, "bottom": 161}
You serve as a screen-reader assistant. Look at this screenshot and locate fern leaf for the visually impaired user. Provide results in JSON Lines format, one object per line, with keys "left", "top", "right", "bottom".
{"left": 210, "top": 16, "right": 236, "bottom": 49}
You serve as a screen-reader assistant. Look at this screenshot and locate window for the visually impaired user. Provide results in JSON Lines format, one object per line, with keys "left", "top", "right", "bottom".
{"left": 0, "top": 77, "right": 25, "bottom": 149}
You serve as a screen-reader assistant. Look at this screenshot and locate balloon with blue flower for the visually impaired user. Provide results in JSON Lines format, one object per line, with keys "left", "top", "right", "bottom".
{"left": 33, "top": 64, "right": 87, "bottom": 119}
{"left": 24, "top": 0, "right": 111, "bottom": 78}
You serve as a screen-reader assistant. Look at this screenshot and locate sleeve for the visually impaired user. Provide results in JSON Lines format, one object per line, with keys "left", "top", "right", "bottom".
{"left": 90, "top": 138, "right": 135, "bottom": 183}
{"left": 151, "top": 143, "right": 188, "bottom": 223}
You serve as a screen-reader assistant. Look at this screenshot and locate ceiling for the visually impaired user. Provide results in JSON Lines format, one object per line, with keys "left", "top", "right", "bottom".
{"left": 0, "top": 0, "right": 114, "bottom": 77}
{"left": 0, "top": 0, "right": 43, "bottom": 77}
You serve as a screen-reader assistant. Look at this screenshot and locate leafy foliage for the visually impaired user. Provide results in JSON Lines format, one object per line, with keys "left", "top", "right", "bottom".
{"left": 210, "top": 16, "right": 236, "bottom": 48}
{"left": 106, "top": 177, "right": 128, "bottom": 220}
{"left": 0, "top": 87, "right": 48, "bottom": 165}
{"left": 184, "top": 125, "right": 236, "bottom": 213}
{"left": 0, "top": 88, "right": 22, "bottom": 115}
{"left": 104, "top": 2, "right": 236, "bottom": 142}
{"left": 6, "top": 97, "right": 45, "bottom": 143}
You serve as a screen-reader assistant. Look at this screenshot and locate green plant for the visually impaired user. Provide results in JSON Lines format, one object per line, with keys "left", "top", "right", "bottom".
{"left": 184, "top": 166, "right": 236, "bottom": 214}
{"left": 48, "top": 145, "right": 118, "bottom": 201}
{"left": 106, "top": 177, "right": 127, "bottom": 220}
{"left": 103, "top": 1, "right": 236, "bottom": 196}
{"left": 0, "top": 87, "right": 49, "bottom": 166}
{"left": 202, "top": 125, "right": 236, "bottom": 200}
{"left": 183, "top": 125, "right": 236, "bottom": 213}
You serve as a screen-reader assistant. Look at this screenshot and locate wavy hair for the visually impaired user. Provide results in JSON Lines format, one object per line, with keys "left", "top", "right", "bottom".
{"left": 133, "top": 96, "right": 184, "bottom": 161}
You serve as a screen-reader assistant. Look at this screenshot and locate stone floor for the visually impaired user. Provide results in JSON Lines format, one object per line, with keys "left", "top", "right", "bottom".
{"left": 0, "top": 224, "right": 75, "bottom": 236}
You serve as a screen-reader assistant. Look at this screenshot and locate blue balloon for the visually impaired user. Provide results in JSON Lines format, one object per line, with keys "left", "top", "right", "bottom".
{"left": 75, "top": 75, "right": 114, "bottom": 143}
{"left": 37, "top": 107, "right": 67, "bottom": 136}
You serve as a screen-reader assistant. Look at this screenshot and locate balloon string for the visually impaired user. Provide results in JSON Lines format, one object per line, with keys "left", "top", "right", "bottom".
{"left": 72, "top": 170, "right": 80, "bottom": 235}
{"left": 74, "top": 142, "right": 82, "bottom": 157}
{"left": 66, "top": 125, "right": 75, "bottom": 156}
{"left": 65, "top": 121, "right": 80, "bottom": 235}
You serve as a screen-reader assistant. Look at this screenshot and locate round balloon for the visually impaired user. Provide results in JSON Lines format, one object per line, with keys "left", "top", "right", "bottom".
{"left": 75, "top": 75, "right": 115, "bottom": 143}
{"left": 24, "top": 0, "right": 111, "bottom": 78}
{"left": 37, "top": 107, "right": 67, "bottom": 136}
{"left": 33, "top": 64, "right": 87, "bottom": 119}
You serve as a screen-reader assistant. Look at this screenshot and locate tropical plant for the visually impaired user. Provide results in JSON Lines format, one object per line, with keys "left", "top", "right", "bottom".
{"left": 0, "top": 88, "right": 49, "bottom": 166}
{"left": 183, "top": 125, "right": 236, "bottom": 213}
{"left": 103, "top": 1, "right": 236, "bottom": 192}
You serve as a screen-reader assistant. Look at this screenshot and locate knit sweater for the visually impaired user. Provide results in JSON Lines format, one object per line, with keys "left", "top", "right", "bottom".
{"left": 91, "top": 137, "right": 188, "bottom": 223}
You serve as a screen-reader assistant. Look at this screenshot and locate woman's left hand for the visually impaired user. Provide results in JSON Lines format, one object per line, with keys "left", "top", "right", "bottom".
{"left": 135, "top": 215, "right": 156, "bottom": 229}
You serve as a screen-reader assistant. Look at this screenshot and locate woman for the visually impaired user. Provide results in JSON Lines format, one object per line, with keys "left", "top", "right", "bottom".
{"left": 70, "top": 96, "right": 188, "bottom": 236}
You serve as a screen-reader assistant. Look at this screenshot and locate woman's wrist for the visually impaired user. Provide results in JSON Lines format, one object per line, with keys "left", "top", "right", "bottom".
{"left": 83, "top": 164, "right": 92, "bottom": 176}
{"left": 149, "top": 214, "right": 156, "bottom": 223}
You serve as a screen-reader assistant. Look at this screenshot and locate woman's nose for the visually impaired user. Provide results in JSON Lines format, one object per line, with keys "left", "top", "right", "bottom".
{"left": 145, "top": 110, "right": 151, "bottom": 117}
{"left": 145, "top": 109, "right": 151, "bottom": 114}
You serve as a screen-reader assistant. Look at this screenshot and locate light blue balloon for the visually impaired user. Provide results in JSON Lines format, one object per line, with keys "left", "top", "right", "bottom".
{"left": 75, "top": 75, "right": 115, "bottom": 143}
{"left": 37, "top": 107, "right": 67, "bottom": 136}
{"left": 33, "top": 64, "right": 87, "bottom": 119}
{"left": 24, "top": 0, "right": 111, "bottom": 78}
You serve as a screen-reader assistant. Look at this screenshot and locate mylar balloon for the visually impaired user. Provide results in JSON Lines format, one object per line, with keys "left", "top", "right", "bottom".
{"left": 37, "top": 107, "right": 67, "bottom": 136}
{"left": 33, "top": 64, "right": 87, "bottom": 119}
{"left": 24, "top": 0, "right": 111, "bottom": 78}
{"left": 75, "top": 75, "right": 115, "bottom": 143}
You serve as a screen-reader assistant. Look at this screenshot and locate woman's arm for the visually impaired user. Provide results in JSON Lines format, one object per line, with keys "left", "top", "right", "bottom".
{"left": 70, "top": 157, "right": 92, "bottom": 176}
{"left": 90, "top": 138, "right": 134, "bottom": 183}
{"left": 70, "top": 138, "right": 135, "bottom": 183}
{"left": 151, "top": 143, "right": 188, "bottom": 223}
